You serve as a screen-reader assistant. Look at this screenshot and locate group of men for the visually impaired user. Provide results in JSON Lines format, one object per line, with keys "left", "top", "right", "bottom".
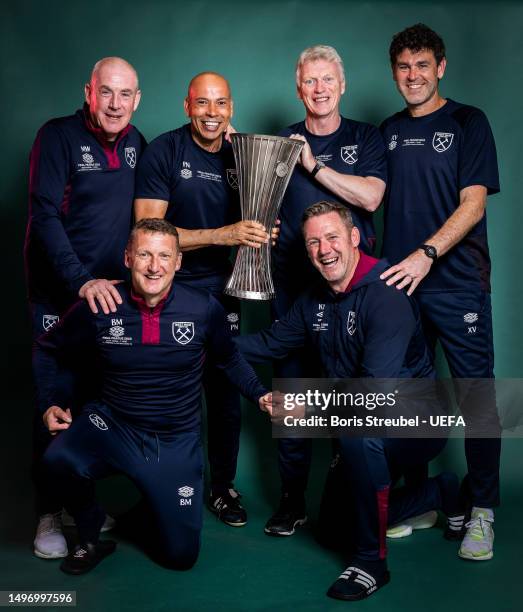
{"left": 25, "top": 22, "right": 500, "bottom": 602}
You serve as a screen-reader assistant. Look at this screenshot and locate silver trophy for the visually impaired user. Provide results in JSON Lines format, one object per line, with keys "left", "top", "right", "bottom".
{"left": 224, "top": 133, "right": 304, "bottom": 300}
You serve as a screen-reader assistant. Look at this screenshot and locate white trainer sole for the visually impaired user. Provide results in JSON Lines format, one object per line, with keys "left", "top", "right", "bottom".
{"left": 387, "top": 510, "right": 438, "bottom": 539}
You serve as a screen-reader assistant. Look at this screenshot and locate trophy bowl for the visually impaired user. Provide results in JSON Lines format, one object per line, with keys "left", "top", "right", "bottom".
{"left": 224, "top": 133, "right": 304, "bottom": 300}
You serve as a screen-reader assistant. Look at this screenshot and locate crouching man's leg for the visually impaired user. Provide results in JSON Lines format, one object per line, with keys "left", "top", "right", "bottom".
{"left": 327, "top": 437, "right": 449, "bottom": 601}
{"left": 42, "top": 407, "right": 119, "bottom": 575}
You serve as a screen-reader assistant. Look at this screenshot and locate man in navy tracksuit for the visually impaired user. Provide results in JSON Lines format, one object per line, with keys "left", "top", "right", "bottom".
{"left": 236, "top": 202, "right": 462, "bottom": 601}
{"left": 35, "top": 219, "right": 269, "bottom": 575}
{"left": 268, "top": 45, "right": 387, "bottom": 536}
{"left": 380, "top": 24, "right": 501, "bottom": 561}
{"left": 133, "top": 72, "right": 271, "bottom": 527}
{"left": 25, "top": 57, "right": 145, "bottom": 558}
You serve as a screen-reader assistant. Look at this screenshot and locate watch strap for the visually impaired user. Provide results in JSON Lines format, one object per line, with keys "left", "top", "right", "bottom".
{"left": 310, "top": 162, "right": 325, "bottom": 178}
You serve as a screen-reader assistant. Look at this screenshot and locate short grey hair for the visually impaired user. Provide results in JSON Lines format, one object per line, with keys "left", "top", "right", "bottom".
{"left": 295, "top": 45, "right": 345, "bottom": 86}
{"left": 301, "top": 201, "right": 354, "bottom": 232}
{"left": 127, "top": 218, "right": 179, "bottom": 250}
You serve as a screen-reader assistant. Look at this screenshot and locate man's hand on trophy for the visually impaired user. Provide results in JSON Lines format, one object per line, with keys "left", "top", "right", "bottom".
{"left": 224, "top": 123, "right": 237, "bottom": 143}
{"left": 271, "top": 218, "right": 281, "bottom": 247}
{"left": 289, "top": 133, "right": 316, "bottom": 173}
{"left": 216, "top": 220, "right": 269, "bottom": 247}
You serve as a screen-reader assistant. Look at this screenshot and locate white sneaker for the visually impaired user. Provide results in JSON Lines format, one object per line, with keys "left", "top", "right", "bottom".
{"left": 61, "top": 510, "right": 116, "bottom": 533}
{"left": 459, "top": 507, "right": 494, "bottom": 561}
{"left": 34, "top": 513, "right": 68, "bottom": 559}
{"left": 387, "top": 510, "right": 438, "bottom": 539}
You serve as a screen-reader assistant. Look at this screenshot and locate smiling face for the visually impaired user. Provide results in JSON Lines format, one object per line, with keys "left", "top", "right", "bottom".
{"left": 184, "top": 73, "right": 233, "bottom": 152}
{"left": 297, "top": 59, "right": 345, "bottom": 122}
{"left": 393, "top": 48, "right": 446, "bottom": 116}
{"left": 125, "top": 230, "right": 182, "bottom": 306}
{"left": 304, "top": 211, "right": 360, "bottom": 292}
{"left": 84, "top": 58, "right": 141, "bottom": 141}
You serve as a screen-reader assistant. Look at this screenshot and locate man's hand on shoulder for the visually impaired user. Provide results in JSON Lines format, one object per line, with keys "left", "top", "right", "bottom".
{"left": 79, "top": 279, "right": 123, "bottom": 314}
{"left": 380, "top": 250, "right": 433, "bottom": 296}
{"left": 43, "top": 406, "right": 72, "bottom": 435}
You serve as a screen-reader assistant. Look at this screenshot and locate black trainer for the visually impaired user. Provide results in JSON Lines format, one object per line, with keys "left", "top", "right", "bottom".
{"left": 264, "top": 494, "right": 307, "bottom": 537}
{"left": 209, "top": 488, "right": 247, "bottom": 527}
{"left": 435, "top": 472, "right": 470, "bottom": 541}
{"left": 60, "top": 540, "right": 116, "bottom": 575}
{"left": 327, "top": 559, "right": 390, "bottom": 601}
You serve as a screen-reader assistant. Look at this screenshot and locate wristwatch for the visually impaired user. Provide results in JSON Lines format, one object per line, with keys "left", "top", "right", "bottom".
{"left": 310, "top": 160, "right": 326, "bottom": 178}
{"left": 419, "top": 244, "right": 438, "bottom": 260}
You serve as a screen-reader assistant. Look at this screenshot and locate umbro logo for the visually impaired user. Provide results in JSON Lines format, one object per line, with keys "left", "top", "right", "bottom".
{"left": 181, "top": 161, "right": 192, "bottom": 179}
{"left": 178, "top": 485, "right": 194, "bottom": 506}
{"left": 89, "top": 413, "right": 108, "bottom": 431}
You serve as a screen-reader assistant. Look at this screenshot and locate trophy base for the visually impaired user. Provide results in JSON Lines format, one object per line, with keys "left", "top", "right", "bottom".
{"left": 223, "top": 287, "right": 274, "bottom": 301}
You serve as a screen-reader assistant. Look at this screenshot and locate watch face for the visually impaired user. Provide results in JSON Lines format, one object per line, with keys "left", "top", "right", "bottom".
{"left": 424, "top": 245, "right": 437, "bottom": 259}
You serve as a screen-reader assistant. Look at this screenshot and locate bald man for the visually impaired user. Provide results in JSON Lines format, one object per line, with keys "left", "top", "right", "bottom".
{"left": 26, "top": 57, "right": 145, "bottom": 559}
{"left": 134, "top": 72, "right": 268, "bottom": 527}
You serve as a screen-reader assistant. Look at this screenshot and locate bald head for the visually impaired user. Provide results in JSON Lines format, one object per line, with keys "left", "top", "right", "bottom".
{"left": 184, "top": 72, "right": 233, "bottom": 152}
{"left": 90, "top": 57, "right": 139, "bottom": 89}
{"left": 187, "top": 72, "right": 230, "bottom": 99}
{"left": 85, "top": 56, "right": 141, "bottom": 141}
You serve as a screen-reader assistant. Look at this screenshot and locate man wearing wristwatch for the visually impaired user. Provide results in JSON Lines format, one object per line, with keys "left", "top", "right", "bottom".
{"left": 265, "top": 45, "right": 387, "bottom": 537}
{"left": 380, "top": 24, "right": 501, "bottom": 561}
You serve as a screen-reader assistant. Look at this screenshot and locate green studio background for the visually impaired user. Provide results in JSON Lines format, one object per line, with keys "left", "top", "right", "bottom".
{"left": 1, "top": 1, "right": 521, "bottom": 611}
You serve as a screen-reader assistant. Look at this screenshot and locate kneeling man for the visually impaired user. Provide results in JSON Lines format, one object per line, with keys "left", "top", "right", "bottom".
{"left": 34, "top": 219, "right": 268, "bottom": 574}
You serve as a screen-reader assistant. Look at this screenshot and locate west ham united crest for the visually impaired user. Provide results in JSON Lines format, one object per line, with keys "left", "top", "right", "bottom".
{"left": 125, "top": 147, "right": 137, "bottom": 168}
{"left": 172, "top": 322, "right": 195, "bottom": 345}
{"left": 226, "top": 169, "right": 239, "bottom": 189}
{"left": 42, "top": 314, "right": 59, "bottom": 332}
{"left": 340, "top": 145, "right": 358, "bottom": 165}
{"left": 347, "top": 311, "right": 357, "bottom": 336}
{"left": 432, "top": 132, "right": 454, "bottom": 153}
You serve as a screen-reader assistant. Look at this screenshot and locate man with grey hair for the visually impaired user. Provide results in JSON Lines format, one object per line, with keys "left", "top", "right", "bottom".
{"left": 25, "top": 56, "right": 145, "bottom": 559}
{"left": 266, "top": 45, "right": 387, "bottom": 536}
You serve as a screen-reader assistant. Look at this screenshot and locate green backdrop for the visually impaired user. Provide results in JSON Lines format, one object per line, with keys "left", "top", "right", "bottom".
{"left": 2, "top": 1, "right": 521, "bottom": 610}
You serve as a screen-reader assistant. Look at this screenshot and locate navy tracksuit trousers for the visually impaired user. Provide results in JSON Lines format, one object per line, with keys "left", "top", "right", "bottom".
{"left": 188, "top": 278, "right": 242, "bottom": 495}
{"left": 339, "top": 437, "right": 447, "bottom": 561}
{"left": 416, "top": 290, "right": 501, "bottom": 507}
{"left": 43, "top": 404, "right": 204, "bottom": 570}
{"left": 271, "top": 276, "right": 322, "bottom": 498}
{"left": 30, "top": 301, "right": 99, "bottom": 515}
